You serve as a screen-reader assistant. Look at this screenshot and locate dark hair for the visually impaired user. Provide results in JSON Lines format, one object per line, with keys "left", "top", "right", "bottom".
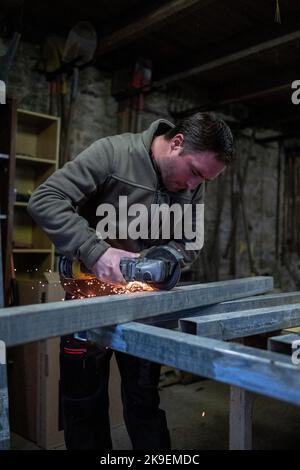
{"left": 165, "top": 112, "right": 234, "bottom": 164}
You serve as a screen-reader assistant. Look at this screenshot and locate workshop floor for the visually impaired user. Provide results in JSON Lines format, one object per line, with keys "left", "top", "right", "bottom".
{"left": 11, "top": 378, "right": 300, "bottom": 450}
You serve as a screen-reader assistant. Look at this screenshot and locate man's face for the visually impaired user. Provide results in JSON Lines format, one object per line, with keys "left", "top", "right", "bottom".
{"left": 159, "top": 147, "right": 226, "bottom": 192}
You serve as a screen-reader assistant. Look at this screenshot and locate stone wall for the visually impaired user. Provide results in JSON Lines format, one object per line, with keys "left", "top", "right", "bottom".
{"left": 2, "top": 38, "right": 118, "bottom": 158}
{"left": 2, "top": 38, "right": 298, "bottom": 290}
{"left": 142, "top": 92, "right": 299, "bottom": 290}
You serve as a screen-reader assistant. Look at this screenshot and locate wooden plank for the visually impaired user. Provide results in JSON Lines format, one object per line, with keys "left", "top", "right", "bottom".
{"left": 229, "top": 386, "right": 253, "bottom": 450}
{"left": 88, "top": 322, "right": 300, "bottom": 406}
{"left": 96, "top": 0, "right": 216, "bottom": 57}
{"left": 180, "top": 304, "right": 300, "bottom": 339}
{"left": 155, "top": 29, "right": 300, "bottom": 87}
{"left": 0, "top": 277, "right": 273, "bottom": 347}
{"left": 143, "top": 292, "right": 300, "bottom": 330}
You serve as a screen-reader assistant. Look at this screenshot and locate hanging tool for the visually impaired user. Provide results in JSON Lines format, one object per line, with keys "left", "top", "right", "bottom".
{"left": 39, "top": 22, "right": 97, "bottom": 164}
{"left": 61, "top": 21, "right": 97, "bottom": 165}
{"left": 0, "top": 32, "right": 21, "bottom": 82}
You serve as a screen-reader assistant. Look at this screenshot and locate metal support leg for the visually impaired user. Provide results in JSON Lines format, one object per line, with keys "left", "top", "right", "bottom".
{"left": 0, "top": 220, "right": 10, "bottom": 449}
{"left": 0, "top": 342, "right": 10, "bottom": 449}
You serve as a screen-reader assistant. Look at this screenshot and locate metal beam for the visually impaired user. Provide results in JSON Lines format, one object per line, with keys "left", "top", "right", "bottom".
{"left": 0, "top": 227, "right": 3, "bottom": 309}
{"left": 141, "top": 292, "right": 300, "bottom": 329}
{"left": 96, "top": 0, "right": 216, "bottom": 57}
{"left": 155, "top": 29, "right": 300, "bottom": 88}
{"left": 88, "top": 322, "right": 300, "bottom": 406}
{"left": 268, "top": 333, "right": 300, "bottom": 356}
{"left": 0, "top": 343, "right": 10, "bottom": 450}
{"left": 0, "top": 277, "right": 273, "bottom": 347}
{"left": 179, "top": 304, "right": 300, "bottom": 339}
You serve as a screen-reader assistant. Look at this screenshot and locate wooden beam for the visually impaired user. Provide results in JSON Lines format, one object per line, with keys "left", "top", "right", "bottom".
{"left": 229, "top": 387, "right": 253, "bottom": 450}
{"left": 88, "top": 322, "right": 300, "bottom": 406}
{"left": 217, "top": 84, "right": 291, "bottom": 107}
{"left": 155, "top": 29, "right": 300, "bottom": 87}
{"left": 96, "top": 0, "right": 216, "bottom": 57}
{"left": 171, "top": 83, "right": 293, "bottom": 117}
{"left": 0, "top": 277, "right": 273, "bottom": 347}
{"left": 141, "top": 291, "right": 300, "bottom": 329}
{"left": 180, "top": 304, "right": 300, "bottom": 340}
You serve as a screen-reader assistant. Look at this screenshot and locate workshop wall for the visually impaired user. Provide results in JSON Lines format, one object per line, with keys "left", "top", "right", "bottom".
{"left": 3, "top": 38, "right": 298, "bottom": 291}
{"left": 3, "top": 38, "right": 118, "bottom": 157}
{"left": 141, "top": 93, "right": 299, "bottom": 290}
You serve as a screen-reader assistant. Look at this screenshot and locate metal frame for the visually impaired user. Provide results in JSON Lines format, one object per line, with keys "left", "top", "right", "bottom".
{"left": 88, "top": 320, "right": 300, "bottom": 406}
{"left": 1, "top": 275, "right": 300, "bottom": 450}
{"left": 0, "top": 276, "right": 273, "bottom": 347}
{"left": 0, "top": 223, "right": 10, "bottom": 449}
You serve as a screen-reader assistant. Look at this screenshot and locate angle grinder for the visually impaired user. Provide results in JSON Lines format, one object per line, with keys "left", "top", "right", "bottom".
{"left": 59, "top": 245, "right": 183, "bottom": 292}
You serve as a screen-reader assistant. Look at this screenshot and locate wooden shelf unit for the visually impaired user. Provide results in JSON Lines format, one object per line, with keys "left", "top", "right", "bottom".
{"left": 0, "top": 98, "right": 17, "bottom": 305}
{"left": 14, "top": 109, "right": 60, "bottom": 280}
{"left": 7, "top": 110, "right": 64, "bottom": 450}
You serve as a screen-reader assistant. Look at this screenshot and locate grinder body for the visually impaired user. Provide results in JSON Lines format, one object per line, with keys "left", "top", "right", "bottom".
{"left": 59, "top": 245, "right": 182, "bottom": 290}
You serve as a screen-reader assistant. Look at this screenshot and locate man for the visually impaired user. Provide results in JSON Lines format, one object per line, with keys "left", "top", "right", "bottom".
{"left": 28, "top": 112, "right": 233, "bottom": 450}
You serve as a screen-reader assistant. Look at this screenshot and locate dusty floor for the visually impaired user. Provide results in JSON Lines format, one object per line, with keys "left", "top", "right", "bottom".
{"left": 11, "top": 378, "right": 300, "bottom": 450}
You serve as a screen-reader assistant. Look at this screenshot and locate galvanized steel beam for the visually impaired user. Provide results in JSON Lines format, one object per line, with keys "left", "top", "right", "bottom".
{"left": 0, "top": 277, "right": 273, "bottom": 347}
{"left": 179, "top": 304, "right": 300, "bottom": 339}
{"left": 88, "top": 322, "right": 300, "bottom": 406}
{"left": 268, "top": 333, "right": 300, "bottom": 356}
{"left": 142, "top": 291, "right": 300, "bottom": 329}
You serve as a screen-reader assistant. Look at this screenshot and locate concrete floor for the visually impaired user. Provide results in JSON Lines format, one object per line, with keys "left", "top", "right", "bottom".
{"left": 11, "top": 378, "right": 300, "bottom": 450}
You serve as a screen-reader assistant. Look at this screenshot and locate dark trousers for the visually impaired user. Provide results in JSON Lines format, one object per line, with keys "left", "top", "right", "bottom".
{"left": 60, "top": 335, "right": 171, "bottom": 450}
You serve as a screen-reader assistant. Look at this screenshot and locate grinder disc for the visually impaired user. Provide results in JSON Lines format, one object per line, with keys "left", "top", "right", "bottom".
{"left": 145, "top": 245, "right": 182, "bottom": 290}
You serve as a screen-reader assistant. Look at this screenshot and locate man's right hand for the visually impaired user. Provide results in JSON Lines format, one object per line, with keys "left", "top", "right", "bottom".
{"left": 91, "top": 247, "right": 139, "bottom": 286}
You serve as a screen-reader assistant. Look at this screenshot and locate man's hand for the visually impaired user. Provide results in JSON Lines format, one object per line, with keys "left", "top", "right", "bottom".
{"left": 91, "top": 247, "right": 139, "bottom": 286}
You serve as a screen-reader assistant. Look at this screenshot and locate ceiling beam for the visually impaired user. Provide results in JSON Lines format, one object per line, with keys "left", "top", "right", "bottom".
{"left": 155, "top": 29, "right": 300, "bottom": 88}
{"left": 218, "top": 84, "right": 291, "bottom": 107}
{"left": 166, "top": 82, "right": 293, "bottom": 119}
{"left": 243, "top": 106, "right": 300, "bottom": 132}
{"left": 96, "top": 0, "right": 217, "bottom": 57}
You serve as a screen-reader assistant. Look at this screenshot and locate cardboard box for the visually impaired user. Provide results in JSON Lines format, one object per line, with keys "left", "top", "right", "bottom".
{"left": 8, "top": 272, "right": 124, "bottom": 448}
{"left": 8, "top": 272, "right": 65, "bottom": 449}
{"left": 17, "top": 271, "right": 65, "bottom": 305}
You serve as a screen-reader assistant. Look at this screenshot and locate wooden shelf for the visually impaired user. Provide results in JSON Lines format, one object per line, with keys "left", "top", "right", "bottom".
{"left": 16, "top": 108, "right": 60, "bottom": 163}
{"left": 8, "top": 107, "right": 63, "bottom": 451}
{"left": 13, "top": 249, "right": 52, "bottom": 253}
{"left": 16, "top": 155, "right": 56, "bottom": 165}
{"left": 17, "top": 108, "right": 59, "bottom": 125}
